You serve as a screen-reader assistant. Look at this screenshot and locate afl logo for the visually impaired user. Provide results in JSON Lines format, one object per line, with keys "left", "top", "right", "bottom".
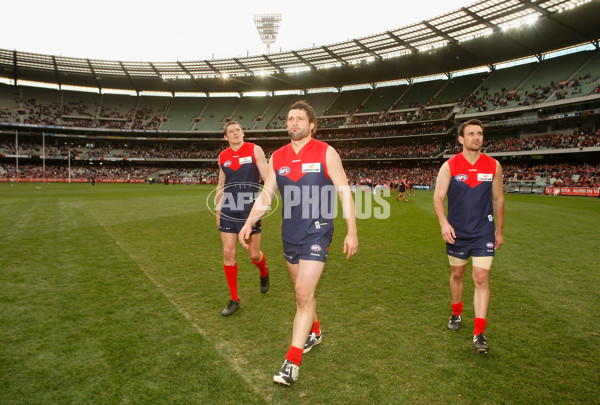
{"left": 486, "top": 242, "right": 494, "bottom": 249}
{"left": 455, "top": 174, "right": 468, "bottom": 182}
{"left": 310, "top": 244, "right": 322, "bottom": 252}
{"left": 223, "top": 160, "right": 232, "bottom": 168}
{"left": 278, "top": 166, "right": 291, "bottom": 176}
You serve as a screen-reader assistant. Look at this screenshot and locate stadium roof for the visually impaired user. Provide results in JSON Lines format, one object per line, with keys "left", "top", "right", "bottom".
{"left": 1, "top": 0, "right": 599, "bottom": 94}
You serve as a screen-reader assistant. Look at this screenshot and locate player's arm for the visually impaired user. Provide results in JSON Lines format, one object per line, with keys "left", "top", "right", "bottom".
{"left": 215, "top": 164, "right": 225, "bottom": 227}
{"left": 433, "top": 161, "right": 456, "bottom": 244}
{"left": 492, "top": 161, "right": 505, "bottom": 250}
{"left": 326, "top": 146, "right": 358, "bottom": 259}
{"left": 239, "top": 157, "right": 278, "bottom": 249}
{"left": 253, "top": 145, "right": 269, "bottom": 182}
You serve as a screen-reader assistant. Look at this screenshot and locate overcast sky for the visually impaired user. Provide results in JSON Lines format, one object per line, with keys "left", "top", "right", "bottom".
{"left": 1, "top": 0, "right": 474, "bottom": 62}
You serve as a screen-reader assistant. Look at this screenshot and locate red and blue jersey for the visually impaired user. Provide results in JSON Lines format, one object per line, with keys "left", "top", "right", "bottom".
{"left": 219, "top": 142, "right": 260, "bottom": 213}
{"left": 272, "top": 139, "right": 335, "bottom": 245}
{"left": 447, "top": 152, "right": 498, "bottom": 238}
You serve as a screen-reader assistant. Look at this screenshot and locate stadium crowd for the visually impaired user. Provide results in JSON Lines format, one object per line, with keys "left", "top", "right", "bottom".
{"left": 446, "top": 130, "right": 600, "bottom": 154}
{"left": 2, "top": 130, "right": 599, "bottom": 162}
{"left": 2, "top": 161, "right": 598, "bottom": 188}
{"left": 0, "top": 163, "right": 219, "bottom": 184}
{"left": 336, "top": 143, "right": 443, "bottom": 159}
{"left": 461, "top": 74, "right": 597, "bottom": 113}
{"left": 503, "top": 163, "right": 600, "bottom": 187}
{"left": 3, "top": 97, "right": 165, "bottom": 130}
{"left": 318, "top": 123, "right": 450, "bottom": 139}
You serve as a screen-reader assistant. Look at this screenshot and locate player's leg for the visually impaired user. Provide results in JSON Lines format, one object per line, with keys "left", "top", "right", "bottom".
{"left": 247, "top": 232, "right": 262, "bottom": 262}
{"left": 447, "top": 257, "right": 467, "bottom": 331}
{"left": 221, "top": 231, "right": 237, "bottom": 265}
{"left": 450, "top": 263, "right": 467, "bottom": 303}
{"left": 274, "top": 259, "right": 325, "bottom": 386}
{"left": 471, "top": 258, "right": 492, "bottom": 353}
{"left": 247, "top": 233, "right": 270, "bottom": 293}
{"left": 291, "top": 260, "right": 324, "bottom": 348}
{"left": 472, "top": 265, "right": 490, "bottom": 319}
{"left": 288, "top": 259, "right": 322, "bottom": 353}
{"left": 221, "top": 231, "right": 240, "bottom": 316}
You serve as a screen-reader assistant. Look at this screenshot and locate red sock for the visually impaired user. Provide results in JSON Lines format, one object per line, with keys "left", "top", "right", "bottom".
{"left": 474, "top": 317, "right": 487, "bottom": 335}
{"left": 223, "top": 263, "right": 239, "bottom": 302}
{"left": 252, "top": 252, "right": 268, "bottom": 277}
{"left": 286, "top": 345, "right": 303, "bottom": 366}
{"left": 311, "top": 320, "right": 321, "bottom": 335}
{"left": 451, "top": 301, "right": 463, "bottom": 316}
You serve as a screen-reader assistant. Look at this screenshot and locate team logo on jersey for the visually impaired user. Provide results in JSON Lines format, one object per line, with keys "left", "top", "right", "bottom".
{"left": 223, "top": 160, "right": 232, "bottom": 168}
{"left": 478, "top": 173, "right": 493, "bottom": 182}
{"left": 310, "top": 244, "right": 322, "bottom": 252}
{"left": 455, "top": 174, "right": 468, "bottom": 182}
{"left": 278, "top": 166, "right": 291, "bottom": 176}
{"left": 239, "top": 156, "right": 252, "bottom": 165}
{"left": 486, "top": 242, "right": 494, "bottom": 249}
{"left": 302, "top": 163, "right": 321, "bottom": 173}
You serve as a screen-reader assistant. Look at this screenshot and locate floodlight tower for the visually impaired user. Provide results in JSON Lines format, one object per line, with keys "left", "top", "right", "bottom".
{"left": 253, "top": 13, "right": 282, "bottom": 54}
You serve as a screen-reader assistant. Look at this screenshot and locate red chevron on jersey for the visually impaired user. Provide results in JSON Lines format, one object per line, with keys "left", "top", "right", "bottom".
{"left": 449, "top": 152, "right": 496, "bottom": 188}
{"left": 447, "top": 152, "right": 497, "bottom": 238}
{"left": 272, "top": 139, "right": 330, "bottom": 183}
{"left": 219, "top": 142, "right": 255, "bottom": 172}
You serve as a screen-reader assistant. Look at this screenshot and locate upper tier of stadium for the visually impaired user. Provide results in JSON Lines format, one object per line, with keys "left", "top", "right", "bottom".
{"left": 2, "top": 46, "right": 599, "bottom": 133}
{"left": 1, "top": 0, "right": 599, "bottom": 94}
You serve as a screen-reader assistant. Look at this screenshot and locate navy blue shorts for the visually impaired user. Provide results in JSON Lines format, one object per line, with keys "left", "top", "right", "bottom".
{"left": 218, "top": 211, "right": 261, "bottom": 235}
{"left": 446, "top": 234, "right": 495, "bottom": 259}
{"left": 282, "top": 235, "right": 332, "bottom": 264}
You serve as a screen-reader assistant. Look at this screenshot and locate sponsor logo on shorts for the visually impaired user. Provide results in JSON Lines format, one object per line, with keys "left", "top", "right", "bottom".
{"left": 223, "top": 160, "right": 232, "bottom": 168}
{"left": 455, "top": 174, "right": 468, "bottom": 182}
{"left": 310, "top": 244, "right": 322, "bottom": 252}
{"left": 278, "top": 166, "right": 291, "bottom": 176}
{"left": 486, "top": 242, "right": 494, "bottom": 249}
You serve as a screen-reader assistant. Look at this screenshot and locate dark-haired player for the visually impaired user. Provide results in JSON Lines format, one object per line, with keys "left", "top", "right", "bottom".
{"left": 433, "top": 119, "right": 504, "bottom": 353}
{"left": 239, "top": 101, "right": 358, "bottom": 386}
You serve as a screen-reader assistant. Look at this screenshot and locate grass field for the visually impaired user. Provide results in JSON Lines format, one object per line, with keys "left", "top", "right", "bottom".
{"left": 1, "top": 182, "right": 598, "bottom": 404}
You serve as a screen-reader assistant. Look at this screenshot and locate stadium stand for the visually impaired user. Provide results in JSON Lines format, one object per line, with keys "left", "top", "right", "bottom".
{"left": 363, "top": 84, "right": 408, "bottom": 113}
{"left": 159, "top": 97, "right": 207, "bottom": 131}
{"left": 193, "top": 97, "right": 240, "bottom": 131}
{"left": 1, "top": 21, "right": 599, "bottom": 196}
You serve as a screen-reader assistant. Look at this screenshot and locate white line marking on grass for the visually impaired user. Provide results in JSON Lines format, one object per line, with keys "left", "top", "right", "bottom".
{"left": 87, "top": 209, "right": 269, "bottom": 401}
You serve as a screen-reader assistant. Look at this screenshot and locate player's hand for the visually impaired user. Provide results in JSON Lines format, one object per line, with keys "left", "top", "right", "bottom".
{"left": 495, "top": 231, "right": 504, "bottom": 250}
{"left": 343, "top": 232, "right": 358, "bottom": 259}
{"left": 216, "top": 211, "right": 221, "bottom": 227}
{"left": 238, "top": 225, "right": 251, "bottom": 249}
{"left": 441, "top": 222, "right": 456, "bottom": 245}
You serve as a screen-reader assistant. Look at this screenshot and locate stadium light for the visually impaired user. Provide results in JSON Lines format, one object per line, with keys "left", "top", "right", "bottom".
{"left": 253, "top": 13, "right": 282, "bottom": 54}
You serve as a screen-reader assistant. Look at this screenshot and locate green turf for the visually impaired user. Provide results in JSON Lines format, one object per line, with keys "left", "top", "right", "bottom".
{"left": 0, "top": 183, "right": 598, "bottom": 404}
